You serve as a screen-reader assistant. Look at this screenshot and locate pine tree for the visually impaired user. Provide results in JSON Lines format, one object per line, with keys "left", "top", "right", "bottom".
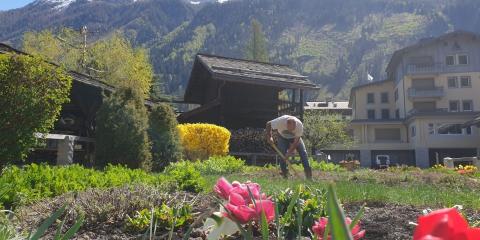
{"left": 244, "top": 19, "right": 269, "bottom": 62}
{"left": 95, "top": 87, "right": 152, "bottom": 171}
{"left": 149, "top": 103, "right": 182, "bottom": 171}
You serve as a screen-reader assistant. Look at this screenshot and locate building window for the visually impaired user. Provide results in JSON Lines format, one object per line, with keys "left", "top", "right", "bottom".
{"left": 374, "top": 128, "right": 401, "bottom": 141}
{"left": 446, "top": 55, "right": 455, "bottom": 66}
{"left": 367, "top": 93, "right": 374, "bottom": 104}
{"left": 428, "top": 123, "right": 435, "bottom": 135}
{"left": 367, "top": 109, "right": 375, "bottom": 120}
{"left": 458, "top": 55, "right": 469, "bottom": 65}
{"left": 411, "top": 126, "right": 416, "bottom": 137}
{"left": 381, "top": 109, "right": 390, "bottom": 119}
{"left": 394, "top": 89, "right": 398, "bottom": 102}
{"left": 462, "top": 100, "right": 473, "bottom": 111}
{"left": 381, "top": 92, "right": 389, "bottom": 103}
{"left": 448, "top": 77, "right": 458, "bottom": 88}
{"left": 449, "top": 100, "right": 460, "bottom": 112}
{"left": 466, "top": 126, "right": 472, "bottom": 135}
{"left": 395, "top": 109, "right": 400, "bottom": 119}
{"left": 437, "top": 123, "right": 464, "bottom": 135}
{"left": 460, "top": 76, "right": 472, "bottom": 88}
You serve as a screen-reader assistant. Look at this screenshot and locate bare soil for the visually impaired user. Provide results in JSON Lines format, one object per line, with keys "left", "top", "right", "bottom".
{"left": 15, "top": 185, "right": 480, "bottom": 240}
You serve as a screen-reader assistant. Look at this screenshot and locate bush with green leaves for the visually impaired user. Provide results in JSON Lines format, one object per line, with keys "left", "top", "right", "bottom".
{"left": 95, "top": 87, "right": 152, "bottom": 171}
{"left": 0, "top": 53, "right": 72, "bottom": 165}
{"left": 149, "top": 103, "right": 182, "bottom": 171}
{"left": 126, "top": 203, "right": 193, "bottom": 232}
{"left": 0, "top": 163, "right": 207, "bottom": 208}
{"left": 164, "top": 161, "right": 205, "bottom": 193}
{"left": 195, "top": 155, "right": 245, "bottom": 175}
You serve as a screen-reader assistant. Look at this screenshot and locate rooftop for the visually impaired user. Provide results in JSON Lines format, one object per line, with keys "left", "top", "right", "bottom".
{"left": 196, "top": 53, "right": 318, "bottom": 89}
{"left": 305, "top": 101, "right": 351, "bottom": 110}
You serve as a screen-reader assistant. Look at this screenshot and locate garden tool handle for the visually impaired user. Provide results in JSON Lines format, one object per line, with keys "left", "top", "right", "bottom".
{"left": 268, "top": 142, "right": 300, "bottom": 178}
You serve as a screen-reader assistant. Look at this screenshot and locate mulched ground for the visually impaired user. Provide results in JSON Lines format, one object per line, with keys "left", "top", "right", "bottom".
{"left": 14, "top": 184, "right": 480, "bottom": 240}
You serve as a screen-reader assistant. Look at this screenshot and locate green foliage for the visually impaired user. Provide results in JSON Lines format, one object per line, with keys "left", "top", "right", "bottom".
{"left": 294, "top": 159, "right": 344, "bottom": 172}
{"left": 165, "top": 161, "right": 205, "bottom": 193}
{"left": 89, "top": 32, "right": 153, "bottom": 95}
{"left": 0, "top": 164, "right": 156, "bottom": 208}
{"left": 195, "top": 155, "right": 245, "bottom": 175}
{"left": 149, "top": 103, "right": 182, "bottom": 171}
{"left": 303, "top": 111, "right": 353, "bottom": 154}
{"left": 126, "top": 204, "right": 193, "bottom": 232}
{"left": 275, "top": 186, "right": 327, "bottom": 238}
{"left": 0, "top": 53, "right": 72, "bottom": 164}
{"left": 23, "top": 29, "right": 153, "bottom": 96}
{"left": 244, "top": 19, "right": 269, "bottom": 62}
{"left": 95, "top": 87, "right": 152, "bottom": 171}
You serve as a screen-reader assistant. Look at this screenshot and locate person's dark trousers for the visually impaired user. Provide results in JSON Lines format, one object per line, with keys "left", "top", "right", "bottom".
{"left": 277, "top": 136, "right": 312, "bottom": 179}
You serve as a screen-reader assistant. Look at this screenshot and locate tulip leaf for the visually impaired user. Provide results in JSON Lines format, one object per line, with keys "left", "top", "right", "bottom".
{"left": 296, "top": 199, "right": 302, "bottom": 240}
{"left": 350, "top": 205, "right": 365, "bottom": 231}
{"left": 30, "top": 205, "right": 66, "bottom": 240}
{"left": 61, "top": 215, "right": 84, "bottom": 240}
{"left": 326, "top": 184, "right": 353, "bottom": 240}
{"left": 274, "top": 200, "right": 282, "bottom": 239}
{"left": 260, "top": 211, "right": 269, "bottom": 240}
{"left": 284, "top": 187, "right": 300, "bottom": 222}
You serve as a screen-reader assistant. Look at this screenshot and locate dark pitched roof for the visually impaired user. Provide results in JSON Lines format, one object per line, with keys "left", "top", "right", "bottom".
{"left": 195, "top": 53, "right": 318, "bottom": 89}
{"left": 386, "top": 30, "right": 480, "bottom": 74}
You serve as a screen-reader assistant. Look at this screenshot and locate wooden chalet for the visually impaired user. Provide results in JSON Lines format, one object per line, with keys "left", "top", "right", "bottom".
{"left": 178, "top": 54, "right": 318, "bottom": 129}
{"left": 1, "top": 43, "right": 158, "bottom": 166}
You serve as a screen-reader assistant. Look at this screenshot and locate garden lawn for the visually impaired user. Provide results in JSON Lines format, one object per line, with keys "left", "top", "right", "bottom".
{"left": 203, "top": 167, "right": 480, "bottom": 210}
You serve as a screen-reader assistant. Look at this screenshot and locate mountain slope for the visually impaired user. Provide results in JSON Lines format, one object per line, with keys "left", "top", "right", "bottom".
{"left": 2, "top": 0, "right": 480, "bottom": 100}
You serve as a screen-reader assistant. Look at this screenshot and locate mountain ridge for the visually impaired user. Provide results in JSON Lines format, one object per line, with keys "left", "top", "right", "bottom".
{"left": 2, "top": 0, "right": 480, "bottom": 100}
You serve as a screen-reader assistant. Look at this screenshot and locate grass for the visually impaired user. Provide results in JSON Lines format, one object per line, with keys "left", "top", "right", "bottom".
{"left": 203, "top": 167, "right": 480, "bottom": 210}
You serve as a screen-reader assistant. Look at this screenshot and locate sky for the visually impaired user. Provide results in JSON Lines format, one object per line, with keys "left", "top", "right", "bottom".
{"left": 0, "top": 0, "right": 35, "bottom": 11}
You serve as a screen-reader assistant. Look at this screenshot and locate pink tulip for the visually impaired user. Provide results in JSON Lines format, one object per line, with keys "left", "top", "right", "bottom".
{"left": 312, "top": 217, "right": 365, "bottom": 240}
{"left": 229, "top": 192, "right": 246, "bottom": 206}
{"left": 254, "top": 199, "right": 276, "bottom": 222}
{"left": 214, "top": 177, "right": 233, "bottom": 200}
{"left": 226, "top": 203, "right": 256, "bottom": 224}
{"left": 413, "top": 208, "right": 480, "bottom": 240}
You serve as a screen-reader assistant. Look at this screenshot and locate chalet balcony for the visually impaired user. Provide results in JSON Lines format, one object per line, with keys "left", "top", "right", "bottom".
{"left": 406, "top": 63, "right": 444, "bottom": 75}
{"left": 407, "top": 87, "right": 445, "bottom": 99}
{"left": 407, "top": 108, "right": 448, "bottom": 116}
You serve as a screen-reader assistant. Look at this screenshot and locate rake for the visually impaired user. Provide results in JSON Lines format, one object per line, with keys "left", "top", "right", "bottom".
{"left": 268, "top": 142, "right": 301, "bottom": 178}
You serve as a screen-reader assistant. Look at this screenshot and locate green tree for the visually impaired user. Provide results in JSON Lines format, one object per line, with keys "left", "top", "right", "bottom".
{"left": 95, "top": 87, "right": 152, "bottom": 171}
{"left": 244, "top": 19, "right": 269, "bottom": 62}
{"left": 303, "top": 111, "right": 353, "bottom": 155}
{"left": 0, "top": 53, "right": 72, "bottom": 165}
{"left": 23, "top": 29, "right": 153, "bottom": 96}
{"left": 149, "top": 103, "right": 182, "bottom": 171}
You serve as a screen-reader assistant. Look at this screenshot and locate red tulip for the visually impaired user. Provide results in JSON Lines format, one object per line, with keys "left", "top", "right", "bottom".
{"left": 312, "top": 217, "right": 365, "bottom": 240}
{"left": 214, "top": 177, "right": 233, "bottom": 200}
{"left": 254, "top": 199, "right": 276, "bottom": 222}
{"left": 225, "top": 203, "right": 256, "bottom": 224}
{"left": 229, "top": 192, "right": 246, "bottom": 206}
{"left": 413, "top": 208, "right": 480, "bottom": 240}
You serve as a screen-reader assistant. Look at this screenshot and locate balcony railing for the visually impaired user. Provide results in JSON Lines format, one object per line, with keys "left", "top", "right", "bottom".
{"left": 406, "top": 63, "right": 444, "bottom": 75}
{"left": 407, "top": 87, "right": 445, "bottom": 99}
{"left": 407, "top": 108, "right": 448, "bottom": 116}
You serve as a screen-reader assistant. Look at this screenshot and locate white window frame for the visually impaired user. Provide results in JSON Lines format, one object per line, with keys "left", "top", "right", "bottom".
{"left": 447, "top": 76, "right": 458, "bottom": 88}
{"left": 460, "top": 76, "right": 472, "bottom": 88}
{"left": 446, "top": 55, "right": 456, "bottom": 66}
{"left": 458, "top": 54, "right": 469, "bottom": 65}
{"left": 462, "top": 100, "right": 473, "bottom": 112}
{"left": 449, "top": 100, "right": 460, "bottom": 112}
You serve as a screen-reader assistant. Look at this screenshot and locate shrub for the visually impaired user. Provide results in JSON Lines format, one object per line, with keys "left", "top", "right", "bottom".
{"left": 0, "top": 53, "right": 72, "bottom": 165}
{"left": 195, "top": 155, "right": 245, "bottom": 174}
{"left": 95, "top": 87, "right": 152, "bottom": 171}
{"left": 149, "top": 103, "right": 182, "bottom": 171}
{"left": 177, "top": 123, "right": 231, "bottom": 160}
{"left": 164, "top": 161, "right": 205, "bottom": 193}
{"left": 126, "top": 204, "right": 193, "bottom": 232}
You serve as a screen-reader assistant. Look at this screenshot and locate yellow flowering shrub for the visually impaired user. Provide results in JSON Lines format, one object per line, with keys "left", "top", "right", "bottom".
{"left": 177, "top": 123, "right": 231, "bottom": 160}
